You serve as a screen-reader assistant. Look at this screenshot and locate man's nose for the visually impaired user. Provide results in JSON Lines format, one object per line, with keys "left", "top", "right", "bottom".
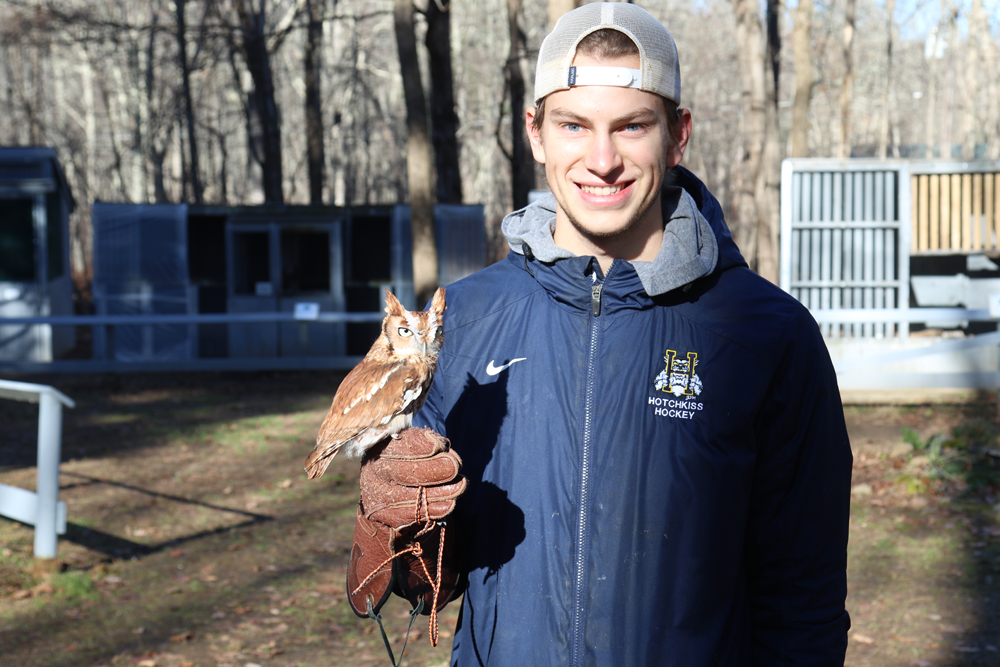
{"left": 583, "top": 132, "right": 623, "bottom": 176}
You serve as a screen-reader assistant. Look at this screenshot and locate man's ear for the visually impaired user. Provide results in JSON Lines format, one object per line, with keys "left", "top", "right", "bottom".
{"left": 525, "top": 107, "right": 546, "bottom": 165}
{"left": 666, "top": 107, "right": 693, "bottom": 168}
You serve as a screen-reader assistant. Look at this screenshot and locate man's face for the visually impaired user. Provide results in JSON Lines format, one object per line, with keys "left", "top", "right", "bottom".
{"left": 526, "top": 53, "right": 688, "bottom": 262}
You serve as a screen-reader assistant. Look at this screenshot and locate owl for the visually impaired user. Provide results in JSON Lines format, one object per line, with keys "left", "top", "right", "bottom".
{"left": 304, "top": 287, "right": 446, "bottom": 479}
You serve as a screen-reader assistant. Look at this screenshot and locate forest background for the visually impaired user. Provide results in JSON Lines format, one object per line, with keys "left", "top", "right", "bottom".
{"left": 1, "top": 0, "right": 999, "bottom": 298}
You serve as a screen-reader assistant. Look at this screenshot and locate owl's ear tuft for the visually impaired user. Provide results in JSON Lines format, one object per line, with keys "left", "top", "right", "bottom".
{"left": 384, "top": 289, "right": 404, "bottom": 316}
{"left": 429, "top": 287, "right": 446, "bottom": 316}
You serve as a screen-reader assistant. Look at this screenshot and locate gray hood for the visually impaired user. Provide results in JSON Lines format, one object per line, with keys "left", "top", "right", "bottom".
{"left": 501, "top": 185, "right": 719, "bottom": 296}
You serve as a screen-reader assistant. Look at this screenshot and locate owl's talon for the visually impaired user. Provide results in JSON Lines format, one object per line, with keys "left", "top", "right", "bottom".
{"left": 390, "top": 432, "right": 402, "bottom": 440}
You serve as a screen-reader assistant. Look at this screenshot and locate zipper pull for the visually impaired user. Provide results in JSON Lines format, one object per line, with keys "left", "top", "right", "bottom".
{"left": 591, "top": 283, "right": 602, "bottom": 317}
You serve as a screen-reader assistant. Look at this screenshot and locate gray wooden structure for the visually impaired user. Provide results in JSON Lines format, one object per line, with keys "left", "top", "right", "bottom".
{"left": 780, "top": 158, "right": 1000, "bottom": 390}
{"left": 0, "top": 201, "right": 484, "bottom": 373}
{"left": 0, "top": 147, "right": 76, "bottom": 362}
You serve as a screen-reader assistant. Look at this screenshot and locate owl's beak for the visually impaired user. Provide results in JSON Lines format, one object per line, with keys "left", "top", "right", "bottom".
{"left": 422, "top": 341, "right": 427, "bottom": 355}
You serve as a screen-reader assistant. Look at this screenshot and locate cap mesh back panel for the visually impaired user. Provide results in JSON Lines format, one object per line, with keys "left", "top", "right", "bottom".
{"left": 534, "top": 2, "right": 680, "bottom": 104}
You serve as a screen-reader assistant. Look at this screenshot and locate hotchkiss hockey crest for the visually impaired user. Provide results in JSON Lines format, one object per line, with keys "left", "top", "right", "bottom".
{"left": 654, "top": 350, "right": 703, "bottom": 397}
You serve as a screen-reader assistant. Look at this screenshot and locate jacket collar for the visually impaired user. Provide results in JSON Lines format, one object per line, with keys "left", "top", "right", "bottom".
{"left": 501, "top": 167, "right": 744, "bottom": 310}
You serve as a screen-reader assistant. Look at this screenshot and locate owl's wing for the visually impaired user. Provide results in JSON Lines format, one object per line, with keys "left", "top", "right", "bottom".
{"left": 316, "top": 356, "right": 429, "bottom": 450}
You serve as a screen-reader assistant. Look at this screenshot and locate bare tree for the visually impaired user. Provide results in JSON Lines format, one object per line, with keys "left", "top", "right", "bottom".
{"left": 233, "top": 0, "right": 285, "bottom": 203}
{"left": 394, "top": 0, "right": 438, "bottom": 304}
{"left": 426, "top": 0, "right": 462, "bottom": 204}
{"left": 790, "top": 0, "right": 813, "bottom": 157}
{"left": 877, "top": 0, "right": 896, "bottom": 158}
{"left": 304, "top": 0, "right": 326, "bottom": 204}
{"left": 506, "top": 0, "right": 534, "bottom": 211}
{"left": 838, "top": 0, "right": 855, "bottom": 158}
{"left": 175, "top": 0, "right": 204, "bottom": 202}
{"left": 547, "top": 0, "right": 578, "bottom": 29}
{"left": 730, "top": 0, "right": 780, "bottom": 283}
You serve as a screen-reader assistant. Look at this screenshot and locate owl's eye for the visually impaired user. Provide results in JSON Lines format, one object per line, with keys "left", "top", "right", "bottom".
{"left": 397, "top": 327, "right": 413, "bottom": 338}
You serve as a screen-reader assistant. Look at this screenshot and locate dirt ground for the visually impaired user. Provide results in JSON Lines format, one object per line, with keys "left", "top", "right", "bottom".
{"left": 1, "top": 372, "right": 999, "bottom": 667}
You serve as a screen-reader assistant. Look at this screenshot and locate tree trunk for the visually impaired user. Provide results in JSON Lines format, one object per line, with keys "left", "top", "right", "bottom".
{"left": 976, "top": 1, "right": 1000, "bottom": 157}
{"left": 394, "top": 0, "right": 438, "bottom": 305}
{"left": 507, "top": 0, "right": 534, "bottom": 211}
{"left": 426, "top": 0, "right": 463, "bottom": 204}
{"left": 962, "top": 0, "right": 986, "bottom": 160}
{"left": 838, "top": 0, "right": 855, "bottom": 159}
{"left": 235, "top": 0, "right": 284, "bottom": 204}
{"left": 790, "top": 0, "right": 813, "bottom": 157}
{"left": 175, "top": 0, "right": 203, "bottom": 203}
{"left": 877, "top": 0, "right": 896, "bottom": 158}
{"left": 305, "top": 0, "right": 326, "bottom": 204}
{"left": 731, "top": 0, "right": 765, "bottom": 273}
{"left": 547, "top": 0, "right": 578, "bottom": 29}
{"left": 925, "top": 23, "right": 940, "bottom": 159}
{"left": 758, "top": 0, "right": 781, "bottom": 284}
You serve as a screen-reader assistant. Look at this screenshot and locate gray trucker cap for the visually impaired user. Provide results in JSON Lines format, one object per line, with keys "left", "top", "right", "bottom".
{"left": 534, "top": 2, "right": 681, "bottom": 106}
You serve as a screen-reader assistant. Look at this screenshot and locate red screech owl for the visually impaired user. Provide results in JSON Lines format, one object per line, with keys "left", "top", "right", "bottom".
{"left": 304, "top": 287, "right": 446, "bottom": 479}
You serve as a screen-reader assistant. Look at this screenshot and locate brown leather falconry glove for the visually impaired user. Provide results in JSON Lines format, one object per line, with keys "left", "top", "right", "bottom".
{"left": 348, "top": 427, "right": 466, "bottom": 646}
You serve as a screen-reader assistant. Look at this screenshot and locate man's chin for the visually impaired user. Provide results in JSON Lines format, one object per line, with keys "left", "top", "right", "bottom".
{"left": 563, "top": 207, "right": 646, "bottom": 243}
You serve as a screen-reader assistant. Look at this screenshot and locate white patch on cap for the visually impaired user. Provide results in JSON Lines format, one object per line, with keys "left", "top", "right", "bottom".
{"left": 570, "top": 66, "right": 641, "bottom": 89}
{"left": 601, "top": 2, "right": 614, "bottom": 25}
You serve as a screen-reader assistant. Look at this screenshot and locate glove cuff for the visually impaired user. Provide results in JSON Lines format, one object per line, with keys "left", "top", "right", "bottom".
{"left": 347, "top": 504, "right": 397, "bottom": 618}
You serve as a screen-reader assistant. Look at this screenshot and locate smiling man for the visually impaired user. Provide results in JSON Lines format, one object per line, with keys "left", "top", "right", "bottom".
{"left": 348, "top": 4, "right": 853, "bottom": 666}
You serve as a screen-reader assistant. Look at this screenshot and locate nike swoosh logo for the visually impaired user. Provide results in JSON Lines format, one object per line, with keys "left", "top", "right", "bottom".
{"left": 486, "top": 358, "right": 527, "bottom": 376}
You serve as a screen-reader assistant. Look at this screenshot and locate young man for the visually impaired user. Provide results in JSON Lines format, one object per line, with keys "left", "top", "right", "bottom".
{"left": 350, "top": 4, "right": 852, "bottom": 665}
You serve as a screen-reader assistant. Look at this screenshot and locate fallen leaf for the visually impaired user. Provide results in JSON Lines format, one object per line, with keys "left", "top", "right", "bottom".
{"left": 890, "top": 634, "right": 918, "bottom": 643}
{"left": 169, "top": 550, "right": 183, "bottom": 558}
{"left": 853, "top": 633, "right": 876, "bottom": 645}
{"left": 170, "top": 631, "right": 194, "bottom": 642}
{"left": 851, "top": 483, "right": 873, "bottom": 498}
{"left": 31, "top": 582, "right": 54, "bottom": 596}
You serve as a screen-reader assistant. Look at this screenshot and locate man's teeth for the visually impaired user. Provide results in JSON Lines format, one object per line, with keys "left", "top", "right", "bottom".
{"left": 580, "top": 184, "right": 624, "bottom": 196}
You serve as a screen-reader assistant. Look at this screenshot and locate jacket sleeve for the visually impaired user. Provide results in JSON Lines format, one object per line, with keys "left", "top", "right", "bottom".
{"left": 413, "top": 358, "right": 448, "bottom": 435}
{"left": 746, "top": 309, "right": 853, "bottom": 665}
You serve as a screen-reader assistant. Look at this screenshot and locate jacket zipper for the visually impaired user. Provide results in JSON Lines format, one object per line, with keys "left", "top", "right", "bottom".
{"left": 572, "top": 264, "right": 610, "bottom": 666}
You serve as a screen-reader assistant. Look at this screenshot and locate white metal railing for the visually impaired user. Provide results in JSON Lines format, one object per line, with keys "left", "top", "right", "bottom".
{"left": 0, "top": 309, "right": 384, "bottom": 373}
{"left": 0, "top": 380, "right": 75, "bottom": 559}
{"left": 815, "top": 306, "right": 1000, "bottom": 390}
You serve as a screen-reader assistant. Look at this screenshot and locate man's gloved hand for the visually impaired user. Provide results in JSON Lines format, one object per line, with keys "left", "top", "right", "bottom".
{"left": 347, "top": 427, "right": 466, "bottom": 623}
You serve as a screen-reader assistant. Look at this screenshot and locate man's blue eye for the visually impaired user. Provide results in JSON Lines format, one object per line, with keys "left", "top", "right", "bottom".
{"left": 564, "top": 123, "right": 582, "bottom": 132}
{"left": 625, "top": 123, "right": 643, "bottom": 132}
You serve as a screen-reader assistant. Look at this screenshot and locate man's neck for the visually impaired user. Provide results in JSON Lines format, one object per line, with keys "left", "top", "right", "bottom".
{"left": 552, "top": 196, "right": 664, "bottom": 274}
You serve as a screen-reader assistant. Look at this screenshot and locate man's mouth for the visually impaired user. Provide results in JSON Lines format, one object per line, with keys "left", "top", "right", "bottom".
{"left": 578, "top": 182, "right": 631, "bottom": 196}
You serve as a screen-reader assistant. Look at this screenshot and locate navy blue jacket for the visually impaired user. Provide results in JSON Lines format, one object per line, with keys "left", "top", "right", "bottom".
{"left": 414, "top": 168, "right": 852, "bottom": 666}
